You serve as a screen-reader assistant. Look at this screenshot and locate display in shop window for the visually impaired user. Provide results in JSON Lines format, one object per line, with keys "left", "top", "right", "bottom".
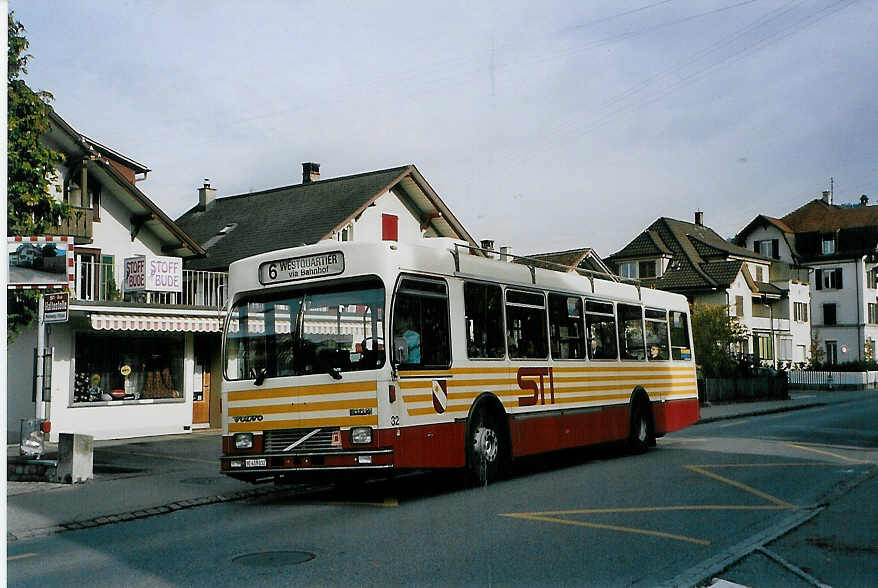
{"left": 74, "top": 333, "right": 183, "bottom": 403}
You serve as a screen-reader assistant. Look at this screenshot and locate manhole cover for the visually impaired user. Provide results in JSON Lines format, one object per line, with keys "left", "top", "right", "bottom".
{"left": 180, "top": 477, "right": 218, "bottom": 486}
{"left": 233, "top": 551, "right": 315, "bottom": 567}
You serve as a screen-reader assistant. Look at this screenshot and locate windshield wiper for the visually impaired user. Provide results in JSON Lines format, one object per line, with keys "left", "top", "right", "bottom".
{"left": 253, "top": 368, "right": 268, "bottom": 386}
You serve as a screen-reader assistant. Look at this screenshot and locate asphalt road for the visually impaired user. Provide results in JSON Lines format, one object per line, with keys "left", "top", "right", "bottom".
{"left": 8, "top": 397, "right": 878, "bottom": 587}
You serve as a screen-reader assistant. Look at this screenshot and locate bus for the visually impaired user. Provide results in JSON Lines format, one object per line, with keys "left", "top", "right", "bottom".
{"left": 219, "top": 238, "right": 698, "bottom": 485}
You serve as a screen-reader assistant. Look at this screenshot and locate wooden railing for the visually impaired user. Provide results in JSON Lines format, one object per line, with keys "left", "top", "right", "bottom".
{"left": 44, "top": 207, "right": 94, "bottom": 241}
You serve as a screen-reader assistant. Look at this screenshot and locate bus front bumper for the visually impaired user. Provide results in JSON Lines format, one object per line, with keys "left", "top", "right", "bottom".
{"left": 220, "top": 448, "right": 394, "bottom": 479}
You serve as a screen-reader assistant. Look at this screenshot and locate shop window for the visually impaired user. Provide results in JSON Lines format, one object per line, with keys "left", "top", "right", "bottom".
{"left": 392, "top": 277, "right": 449, "bottom": 369}
{"left": 585, "top": 300, "right": 617, "bottom": 360}
{"left": 548, "top": 294, "right": 585, "bottom": 360}
{"left": 74, "top": 333, "right": 184, "bottom": 403}
{"left": 505, "top": 290, "right": 547, "bottom": 359}
{"left": 645, "top": 309, "right": 669, "bottom": 361}
{"left": 463, "top": 282, "right": 505, "bottom": 359}
{"left": 669, "top": 311, "right": 692, "bottom": 360}
{"left": 617, "top": 303, "right": 645, "bottom": 360}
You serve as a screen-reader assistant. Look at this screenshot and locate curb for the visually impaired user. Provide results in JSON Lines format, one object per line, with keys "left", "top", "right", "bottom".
{"left": 6, "top": 482, "right": 307, "bottom": 543}
{"left": 696, "top": 401, "right": 827, "bottom": 424}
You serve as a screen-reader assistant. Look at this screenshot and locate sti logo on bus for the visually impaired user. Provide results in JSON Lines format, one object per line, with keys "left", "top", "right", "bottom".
{"left": 259, "top": 251, "right": 345, "bottom": 285}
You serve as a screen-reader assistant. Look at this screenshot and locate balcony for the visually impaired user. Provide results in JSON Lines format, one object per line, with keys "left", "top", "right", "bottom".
{"left": 44, "top": 206, "right": 94, "bottom": 242}
{"left": 74, "top": 260, "right": 227, "bottom": 308}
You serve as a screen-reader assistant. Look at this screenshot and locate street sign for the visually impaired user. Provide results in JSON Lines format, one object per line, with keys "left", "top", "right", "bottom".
{"left": 43, "top": 292, "right": 69, "bottom": 323}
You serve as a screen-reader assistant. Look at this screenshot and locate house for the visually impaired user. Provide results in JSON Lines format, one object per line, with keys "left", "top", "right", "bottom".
{"left": 734, "top": 190, "right": 878, "bottom": 364}
{"left": 7, "top": 109, "right": 225, "bottom": 443}
{"left": 175, "top": 162, "right": 479, "bottom": 271}
{"left": 605, "top": 213, "right": 811, "bottom": 366}
{"left": 514, "top": 247, "right": 614, "bottom": 277}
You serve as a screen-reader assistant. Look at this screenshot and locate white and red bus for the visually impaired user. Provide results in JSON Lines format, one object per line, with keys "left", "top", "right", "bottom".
{"left": 220, "top": 239, "right": 698, "bottom": 484}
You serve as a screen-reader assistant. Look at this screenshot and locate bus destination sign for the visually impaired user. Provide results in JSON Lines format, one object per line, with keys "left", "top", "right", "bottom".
{"left": 259, "top": 251, "right": 345, "bottom": 285}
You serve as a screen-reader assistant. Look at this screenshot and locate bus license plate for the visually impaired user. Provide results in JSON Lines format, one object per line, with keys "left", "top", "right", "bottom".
{"left": 245, "top": 458, "right": 267, "bottom": 468}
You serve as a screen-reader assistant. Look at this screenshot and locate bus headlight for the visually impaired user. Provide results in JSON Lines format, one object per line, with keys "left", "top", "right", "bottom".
{"left": 234, "top": 433, "right": 254, "bottom": 449}
{"left": 350, "top": 427, "right": 372, "bottom": 445}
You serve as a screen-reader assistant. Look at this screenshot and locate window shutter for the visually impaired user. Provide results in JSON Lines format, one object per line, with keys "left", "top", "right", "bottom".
{"left": 815, "top": 269, "right": 823, "bottom": 290}
{"left": 835, "top": 268, "right": 843, "bottom": 289}
{"left": 753, "top": 242, "right": 759, "bottom": 253}
{"left": 381, "top": 214, "right": 398, "bottom": 242}
{"left": 771, "top": 239, "right": 779, "bottom": 259}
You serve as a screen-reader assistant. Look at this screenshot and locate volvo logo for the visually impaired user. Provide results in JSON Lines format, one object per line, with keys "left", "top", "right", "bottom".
{"left": 232, "top": 415, "right": 264, "bottom": 423}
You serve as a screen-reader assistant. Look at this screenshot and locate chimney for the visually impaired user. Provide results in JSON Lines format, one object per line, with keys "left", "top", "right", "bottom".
{"left": 500, "top": 246, "right": 512, "bottom": 262}
{"left": 197, "top": 179, "right": 216, "bottom": 211}
{"left": 822, "top": 190, "right": 832, "bottom": 204}
{"left": 480, "top": 239, "right": 495, "bottom": 258}
{"left": 694, "top": 211, "right": 704, "bottom": 226}
{"left": 861, "top": 194, "right": 869, "bottom": 206}
{"left": 302, "top": 162, "right": 320, "bottom": 184}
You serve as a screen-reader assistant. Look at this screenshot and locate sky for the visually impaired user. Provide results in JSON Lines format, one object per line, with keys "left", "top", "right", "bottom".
{"left": 11, "top": 0, "right": 878, "bottom": 258}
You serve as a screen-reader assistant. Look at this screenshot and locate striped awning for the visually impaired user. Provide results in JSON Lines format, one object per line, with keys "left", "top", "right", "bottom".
{"left": 90, "top": 314, "right": 222, "bottom": 332}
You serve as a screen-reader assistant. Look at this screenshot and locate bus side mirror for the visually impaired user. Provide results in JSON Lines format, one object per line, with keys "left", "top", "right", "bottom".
{"left": 393, "top": 337, "right": 408, "bottom": 364}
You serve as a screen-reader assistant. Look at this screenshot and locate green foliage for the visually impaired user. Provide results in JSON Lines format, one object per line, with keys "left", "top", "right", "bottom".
{"left": 691, "top": 302, "right": 749, "bottom": 378}
{"left": 7, "top": 12, "right": 69, "bottom": 342}
{"left": 7, "top": 12, "right": 68, "bottom": 236}
{"left": 806, "top": 330, "right": 826, "bottom": 369}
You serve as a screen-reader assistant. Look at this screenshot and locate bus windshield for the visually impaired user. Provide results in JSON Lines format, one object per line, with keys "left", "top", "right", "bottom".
{"left": 224, "top": 278, "right": 385, "bottom": 381}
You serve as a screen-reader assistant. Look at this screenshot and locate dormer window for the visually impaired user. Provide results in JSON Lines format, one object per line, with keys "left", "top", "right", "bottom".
{"left": 754, "top": 239, "right": 779, "bottom": 259}
{"left": 638, "top": 260, "right": 657, "bottom": 278}
{"left": 619, "top": 262, "right": 636, "bottom": 278}
{"left": 821, "top": 235, "right": 836, "bottom": 255}
{"left": 337, "top": 223, "right": 353, "bottom": 242}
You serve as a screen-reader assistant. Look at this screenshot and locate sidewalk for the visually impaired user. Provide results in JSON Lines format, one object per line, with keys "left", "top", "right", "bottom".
{"left": 6, "top": 389, "right": 871, "bottom": 542}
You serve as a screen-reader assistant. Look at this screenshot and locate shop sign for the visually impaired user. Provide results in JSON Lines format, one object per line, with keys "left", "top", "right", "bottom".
{"left": 124, "top": 255, "right": 183, "bottom": 293}
{"left": 259, "top": 251, "right": 344, "bottom": 285}
{"left": 43, "top": 292, "right": 69, "bottom": 323}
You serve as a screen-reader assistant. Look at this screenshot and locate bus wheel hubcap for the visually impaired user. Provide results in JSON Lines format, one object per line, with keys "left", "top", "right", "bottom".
{"left": 475, "top": 427, "right": 498, "bottom": 463}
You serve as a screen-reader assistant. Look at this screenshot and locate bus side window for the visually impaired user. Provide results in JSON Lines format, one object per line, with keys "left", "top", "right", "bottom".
{"left": 670, "top": 311, "right": 692, "bottom": 360}
{"left": 505, "top": 290, "right": 548, "bottom": 359}
{"left": 549, "top": 294, "right": 585, "bottom": 359}
{"left": 585, "top": 300, "right": 617, "bottom": 360}
{"left": 617, "top": 304, "right": 646, "bottom": 361}
{"left": 645, "top": 308, "right": 670, "bottom": 361}
{"left": 392, "top": 277, "right": 450, "bottom": 369}
{"left": 464, "top": 282, "right": 505, "bottom": 359}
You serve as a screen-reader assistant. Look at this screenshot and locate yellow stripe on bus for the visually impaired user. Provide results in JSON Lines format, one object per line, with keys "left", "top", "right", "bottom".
{"left": 228, "top": 381, "right": 376, "bottom": 402}
{"left": 229, "top": 397, "right": 378, "bottom": 417}
{"left": 228, "top": 414, "right": 378, "bottom": 432}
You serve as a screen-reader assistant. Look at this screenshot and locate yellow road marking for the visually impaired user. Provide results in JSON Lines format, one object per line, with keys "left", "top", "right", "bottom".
{"left": 701, "top": 462, "right": 837, "bottom": 468}
{"left": 7, "top": 553, "right": 39, "bottom": 561}
{"left": 309, "top": 496, "right": 398, "bottom": 508}
{"left": 782, "top": 442, "right": 870, "bottom": 464}
{"left": 511, "top": 505, "right": 791, "bottom": 516}
{"left": 502, "top": 513, "right": 711, "bottom": 546}
{"left": 718, "top": 419, "right": 750, "bottom": 428}
{"left": 684, "top": 465, "right": 794, "bottom": 508}
{"left": 99, "top": 448, "right": 217, "bottom": 465}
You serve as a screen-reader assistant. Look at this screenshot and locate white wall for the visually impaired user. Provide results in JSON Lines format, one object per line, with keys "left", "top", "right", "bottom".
{"left": 6, "top": 327, "right": 38, "bottom": 443}
{"left": 344, "top": 190, "right": 427, "bottom": 245}
{"left": 743, "top": 226, "right": 793, "bottom": 263}
{"left": 90, "top": 188, "right": 165, "bottom": 259}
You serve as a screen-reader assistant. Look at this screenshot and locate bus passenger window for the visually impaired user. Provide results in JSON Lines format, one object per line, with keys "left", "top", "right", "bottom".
{"left": 549, "top": 294, "right": 585, "bottom": 359}
{"left": 645, "top": 309, "right": 670, "bottom": 361}
{"left": 464, "top": 282, "right": 505, "bottom": 359}
{"left": 506, "top": 290, "right": 548, "bottom": 359}
{"left": 670, "top": 311, "right": 692, "bottom": 360}
{"left": 585, "top": 300, "right": 617, "bottom": 360}
{"left": 392, "top": 277, "right": 450, "bottom": 369}
{"left": 617, "top": 304, "right": 646, "bottom": 361}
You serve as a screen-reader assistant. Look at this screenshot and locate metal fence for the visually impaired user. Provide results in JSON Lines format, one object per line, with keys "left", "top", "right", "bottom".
{"left": 787, "top": 370, "right": 878, "bottom": 388}
{"left": 74, "top": 260, "right": 227, "bottom": 308}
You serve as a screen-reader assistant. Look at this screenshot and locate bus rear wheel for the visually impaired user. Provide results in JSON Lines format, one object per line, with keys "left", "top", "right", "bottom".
{"left": 467, "top": 409, "right": 503, "bottom": 486}
{"left": 627, "top": 400, "right": 653, "bottom": 454}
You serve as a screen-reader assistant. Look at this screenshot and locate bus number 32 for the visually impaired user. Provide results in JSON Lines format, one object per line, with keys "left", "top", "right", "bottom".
{"left": 517, "top": 367, "right": 555, "bottom": 407}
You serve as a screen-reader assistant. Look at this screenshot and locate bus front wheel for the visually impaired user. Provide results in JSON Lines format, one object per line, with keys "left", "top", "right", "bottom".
{"left": 467, "top": 409, "right": 503, "bottom": 486}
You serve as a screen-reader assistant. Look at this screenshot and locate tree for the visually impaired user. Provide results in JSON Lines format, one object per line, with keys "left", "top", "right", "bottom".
{"left": 690, "top": 302, "right": 749, "bottom": 378}
{"left": 7, "top": 12, "right": 69, "bottom": 342}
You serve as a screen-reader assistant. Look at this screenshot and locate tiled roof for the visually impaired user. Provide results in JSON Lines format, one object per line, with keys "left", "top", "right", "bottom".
{"left": 518, "top": 248, "right": 613, "bottom": 276}
{"left": 701, "top": 260, "right": 745, "bottom": 286}
{"left": 177, "top": 166, "right": 411, "bottom": 271}
{"left": 755, "top": 281, "right": 784, "bottom": 296}
{"left": 782, "top": 199, "right": 878, "bottom": 232}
